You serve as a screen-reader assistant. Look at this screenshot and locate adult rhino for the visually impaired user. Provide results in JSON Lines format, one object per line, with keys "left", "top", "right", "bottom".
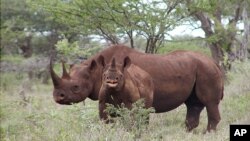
{"left": 50, "top": 45, "right": 224, "bottom": 132}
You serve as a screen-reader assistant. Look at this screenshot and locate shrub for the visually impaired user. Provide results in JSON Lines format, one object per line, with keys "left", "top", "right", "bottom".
{"left": 105, "top": 99, "right": 155, "bottom": 138}
{"left": 55, "top": 38, "right": 102, "bottom": 61}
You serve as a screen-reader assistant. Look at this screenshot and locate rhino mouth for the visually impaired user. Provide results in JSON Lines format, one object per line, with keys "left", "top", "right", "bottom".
{"left": 106, "top": 81, "right": 118, "bottom": 88}
{"left": 55, "top": 100, "right": 72, "bottom": 105}
{"left": 54, "top": 98, "right": 72, "bottom": 105}
{"left": 54, "top": 97, "right": 73, "bottom": 105}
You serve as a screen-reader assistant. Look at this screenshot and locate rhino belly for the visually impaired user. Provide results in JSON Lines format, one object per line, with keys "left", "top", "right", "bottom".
{"left": 152, "top": 90, "right": 192, "bottom": 113}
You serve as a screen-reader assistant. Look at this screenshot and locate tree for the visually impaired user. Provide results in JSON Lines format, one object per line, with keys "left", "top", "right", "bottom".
{"left": 30, "top": 0, "right": 184, "bottom": 53}
{"left": 1, "top": 0, "right": 83, "bottom": 57}
{"left": 184, "top": 0, "right": 250, "bottom": 71}
{"left": 241, "top": 1, "right": 250, "bottom": 60}
{"left": 1, "top": 0, "right": 33, "bottom": 57}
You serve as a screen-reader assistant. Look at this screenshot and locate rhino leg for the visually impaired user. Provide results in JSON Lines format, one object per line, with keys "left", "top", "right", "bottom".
{"left": 184, "top": 90, "right": 205, "bottom": 131}
{"left": 99, "top": 101, "right": 108, "bottom": 121}
{"left": 205, "top": 103, "right": 221, "bottom": 132}
{"left": 185, "top": 104, "right": 204, "bottom": 131}
{"left": 195, "top": 82, "right": 222, "bottom": 132}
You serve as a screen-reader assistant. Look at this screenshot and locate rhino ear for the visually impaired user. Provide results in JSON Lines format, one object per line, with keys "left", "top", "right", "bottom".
{"left": 88, "top": 59, "right": 97, "bottom": 71}
{"left": 97, "top": 55, "right": 105, "bottom": 67}
{"left": 123, "top": 56, "right": 131, "bottom": 69}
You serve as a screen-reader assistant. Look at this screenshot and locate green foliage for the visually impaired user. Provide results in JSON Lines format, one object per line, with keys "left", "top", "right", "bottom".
{"left": 1, "top": 0, "right": 27, "bottom": 54}
{"left": 184, "top": 0, "right": 249, "bottom": 66}
{"left": 30, "top": 0, "right": 185, "bottom": 52}
{"left": 55, "top": 39, "right": 81, "bottom": 57}
{"left": 31, "top": 36, "right": 52, "bottom": 55}
{"left": 0, "top": 72, "right": 25, "bottom": 92}
{"left": 1, "top": 55, "right": 24, "bottom": 64}
{"left": 1, "top": 0, "right": 48, "bottom": 55}
{"left": 188, "top": 0, "right": 218, "bottom": 13}
{"left": 55, "top": 38, "right": 102, "bottom": 59}
{"left": 105, "top": 99, "right": 155, "bottom": 137}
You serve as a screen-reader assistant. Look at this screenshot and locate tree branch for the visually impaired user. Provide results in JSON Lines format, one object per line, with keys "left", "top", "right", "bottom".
{"left": 185, "top": 0, "right": 213, "bottom": 37}
{"left": 229, "top": 0, "right": 244, "bottom": 26}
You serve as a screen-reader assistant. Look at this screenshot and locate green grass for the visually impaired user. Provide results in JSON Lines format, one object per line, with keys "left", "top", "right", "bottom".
{"left": 1, "top": 55, "right": 24, "bottom": 64}
{"left": 1, "top": 61, "right": 250, "bottom": 141}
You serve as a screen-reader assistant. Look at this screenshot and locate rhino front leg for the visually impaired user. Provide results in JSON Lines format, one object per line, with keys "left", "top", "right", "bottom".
{"left": 99, "top": 100, "right": 108, "bottom": 121}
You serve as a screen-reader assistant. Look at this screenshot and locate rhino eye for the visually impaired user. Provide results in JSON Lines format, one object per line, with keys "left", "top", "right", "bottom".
{"left": 71, "top": 85, "right": 80, "bottom": 93}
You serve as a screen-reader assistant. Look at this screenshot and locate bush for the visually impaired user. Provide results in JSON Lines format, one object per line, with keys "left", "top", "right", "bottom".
{"left": 105, "top": 99, "right": 155, "bottom": 138}
{"left": 55, "top": 38, "right": 102, "bottom": 61}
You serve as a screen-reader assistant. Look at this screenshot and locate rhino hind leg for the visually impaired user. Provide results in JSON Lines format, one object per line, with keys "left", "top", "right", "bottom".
{"left": 195, "top": 85, "right": 222, "bottom": 132}
{"left": 205, "top": 103, "right": 221, "bottom": 132}
{"left": 185, "top": 104, "right": 204, "bottom": 131}
{"left": 185, "top": 90, "right": 205, "bottom": 131}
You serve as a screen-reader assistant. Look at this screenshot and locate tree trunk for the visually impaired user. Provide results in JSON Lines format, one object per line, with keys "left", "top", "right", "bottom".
{"left": 126, "top": 30, "right": 135, "bottom": 48}
{"left": 185, "top": 0, "right": 246, "bottom": 74}
{"left": 19, "top": 35, "right": 32, "bottom": 58}
{"left": 145, "top": 37, "right": 158, "bottom": 54}
{"left": 145, "top": 38, "right": 150, "bottom": 53}
{"left": 209, "top": 43, "right": 224, "bottom": 64}
{"left": 47, "top": 31, "right": 60, "bottom": 56}
{"left": 209, "top": 43, "right": 226, "bottom": 78}
{"left": 239, "top": 3, "right": 250, "bottom": 60}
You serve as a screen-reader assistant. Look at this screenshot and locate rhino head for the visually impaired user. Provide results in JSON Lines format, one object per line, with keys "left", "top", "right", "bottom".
{"left": 50, "top": 59, "right": 99, "bottom": 105}
{"left": 100, "top": 56, "right": 131, "bottom": 91}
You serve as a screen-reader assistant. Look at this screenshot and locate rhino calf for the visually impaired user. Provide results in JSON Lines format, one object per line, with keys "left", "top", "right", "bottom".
{"left": 98, "top": 56, "right": 154, "bottom": 121}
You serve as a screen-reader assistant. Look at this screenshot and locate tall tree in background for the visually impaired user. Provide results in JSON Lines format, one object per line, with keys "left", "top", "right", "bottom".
{"left": 241, "top": 1, "right": 250, "bottom": 60}
{"left": 1, "top": 0, "right": 33, "bottom": 57}
{"left": 1, "top": 0, "right": 81, "bottom": 57}
{"left": 31, "top": 0, "right": 184, "bottom": 53}
{"left": 2, "top": 0, "right": 249, "bottom": 74}
{"left": 132, "top": 0, "right": 184, "bottom": 53}
{"left": 184, "top": 0, "right": 249, "bottom": 71}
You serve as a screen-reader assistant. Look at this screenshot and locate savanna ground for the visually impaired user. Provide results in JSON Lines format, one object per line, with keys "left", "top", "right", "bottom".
{"left": 1, "top": 57, "right": 250, "bottom": 141}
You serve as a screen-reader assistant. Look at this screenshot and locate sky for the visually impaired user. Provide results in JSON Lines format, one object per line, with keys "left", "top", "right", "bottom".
{"left": 169, "top": 25, "right": 205, "bottom": 38}
{"left": 169, "top": 22, "right": 244, "bottom": 39}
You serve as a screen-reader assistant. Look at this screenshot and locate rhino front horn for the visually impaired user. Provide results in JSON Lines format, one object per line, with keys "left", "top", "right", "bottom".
{"left": 111, "top": 58, "right": 116, "bottom": 69}
{"left": 50, "top": 58, "right": 62, "bottom": 88}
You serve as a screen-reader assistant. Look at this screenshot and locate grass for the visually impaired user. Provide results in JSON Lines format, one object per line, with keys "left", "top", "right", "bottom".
{"left": 1, "top": 55, "right": 24, "bottom": 64}
{"left": 1, "top": 61, "right": 250, "bottom": 141}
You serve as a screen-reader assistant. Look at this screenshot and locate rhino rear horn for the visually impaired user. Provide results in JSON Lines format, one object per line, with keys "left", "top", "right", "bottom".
{"left": 62, "top": 61, "right": 70, "bottom": 79}
{"left": 50, "top": 58, "right": 62, "bottom": 88}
